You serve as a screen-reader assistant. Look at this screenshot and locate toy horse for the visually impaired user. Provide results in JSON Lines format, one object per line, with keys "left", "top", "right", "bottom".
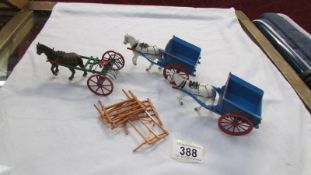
{"left": 170, "top": 72, "right": 216, "bottom": 111}
{"left": 123, "top": 34, "right": 162, "bottom": 71}
{"left": 36, "top": 43, "right": 87, "bottom": 80}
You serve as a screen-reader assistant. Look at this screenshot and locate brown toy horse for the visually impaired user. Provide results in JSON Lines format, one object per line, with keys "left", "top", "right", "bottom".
{"left": 36, "top": 43, "right": 87, "bottom": 80}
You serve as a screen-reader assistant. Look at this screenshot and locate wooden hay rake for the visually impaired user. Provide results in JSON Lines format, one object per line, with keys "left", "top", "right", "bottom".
{"left": 94, "top": 90, "right": 168, "bottom": 152}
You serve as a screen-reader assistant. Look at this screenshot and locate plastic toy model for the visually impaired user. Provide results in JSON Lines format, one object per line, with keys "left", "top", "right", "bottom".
{"left": 94, "top": 90, "right": 168, "bottom": 152}
{"left": 36, "top": 43, "right": 125, "bottom": 96}
{"left": 124, "top": 34, "right": 201, "bottom": 83}
{"left": 172, "top": 72, "right": 217, "bottom": 111}
{"left": 170, "top": 72, "right": 264, "bottom": 136}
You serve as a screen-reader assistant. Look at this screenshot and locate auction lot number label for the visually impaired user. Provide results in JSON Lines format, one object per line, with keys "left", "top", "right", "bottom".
{"left": 171, "top": 139, "right": 205, "bottom": 163}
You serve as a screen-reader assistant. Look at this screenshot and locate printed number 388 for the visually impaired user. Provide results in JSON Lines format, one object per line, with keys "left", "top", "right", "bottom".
{"left": 180, "top": 146, "right": 197, "bottom": 157}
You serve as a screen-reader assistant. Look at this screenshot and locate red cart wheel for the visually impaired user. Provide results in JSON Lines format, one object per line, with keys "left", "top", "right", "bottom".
{"left": 87, "top": 74, "right": 113, "bottom": 96}
{"left": 163, "top": 64, "right": 189, "bottom": 85}
{"left": 102, "top": 50, "right": 125, "bottom": 71}
{"left": 218, "top": 113, "right": 253, "bottom": 136}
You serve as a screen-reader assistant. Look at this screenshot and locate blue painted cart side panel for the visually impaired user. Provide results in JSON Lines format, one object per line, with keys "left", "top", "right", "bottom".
{"left": 164, "top": 36, "right": 201, "bottom": 75}
{"left": 178, "top": 73, "right": 264, "bottom": 128}
{"left": 219, "top": 73, "right": 264, "bottom": 128}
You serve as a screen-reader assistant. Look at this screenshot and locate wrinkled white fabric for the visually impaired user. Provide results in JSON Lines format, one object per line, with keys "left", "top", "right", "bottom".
{"left": 0, "top": 3, "right": 310, "bottom": 175}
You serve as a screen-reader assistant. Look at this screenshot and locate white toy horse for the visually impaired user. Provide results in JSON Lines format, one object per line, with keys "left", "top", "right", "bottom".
{"left": 123, "top": 34, "right": 163, "bottom": 71}
{"left": 170, "top": 72, "right": 216, "bottom": 111}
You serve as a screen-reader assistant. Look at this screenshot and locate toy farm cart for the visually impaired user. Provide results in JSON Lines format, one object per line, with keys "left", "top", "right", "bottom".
{"left": 128, "top": 36, "right": 201, "bottom": 83}
{"left": 37, "top": 43, "right": 125, "bottom": 96}
{"left": 179, "top": 73, "right": 264, "bottom": 136}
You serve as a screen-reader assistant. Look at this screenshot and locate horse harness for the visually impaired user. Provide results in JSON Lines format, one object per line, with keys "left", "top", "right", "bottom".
{"left": 178, "top": 80, "right": 214, "bottom": 98}
{"left": 189, "top": 81, "right": 200, "bottom": 89}
{"left": 132, "top": 42, "right": 162, "bottom": 56}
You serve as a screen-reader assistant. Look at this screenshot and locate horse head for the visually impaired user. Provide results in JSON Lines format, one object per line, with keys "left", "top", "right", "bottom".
{"left": 123, "top": 34, "right": 138, "bottom": 48}
{"left": 36, "top": 43, "right": 44, "bottom": 55}
{"left": 36, "top": 43, "right": 55, "bottom": 62}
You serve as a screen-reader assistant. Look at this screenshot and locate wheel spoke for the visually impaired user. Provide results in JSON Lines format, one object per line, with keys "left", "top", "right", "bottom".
{"left": 221, "top": 123, "right": 232, "bottom": 128}
{"left": 109, "top": 52, "right": 116, "bottom": 59}
{"left": 232, "top": 126, "right": 236, "bottom": 133}
{"left": 240, "top": 123, "right": 250, "bottom": 127}
{"left": 90, "top": 79, "right": 97, "bottom": 84}
{"left": 95, "top": 87, "right": 100, "bottom": 92}
{"left": 102, "top": 86, "right": 111, "bottom": 91}
{"left": 100, "top": 87, "right": 104, "bottom": 94}
{"left": 116, "top": 62, "right": 122, "bottom": 67}
{"left": 237, "top": 124, "right": 248, "bottom": 130}
{"left": 237, "top": 125, "right": 246, "bottom": 131}
{"left": 235, "top": 126, "right": 241, "bottom": 133}
{"left": 223, "top": 117, "right": 233, "bottom": 122}
{"left": 220, "top": 121, "right": 231, "bottom": 126}
{"left": 225, "top": 125, "right": 233, "bottom": 131}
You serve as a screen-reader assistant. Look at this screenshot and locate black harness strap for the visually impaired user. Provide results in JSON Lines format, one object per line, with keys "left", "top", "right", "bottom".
{"left": 177, "top": 80, "right": 187, "bottom": 88}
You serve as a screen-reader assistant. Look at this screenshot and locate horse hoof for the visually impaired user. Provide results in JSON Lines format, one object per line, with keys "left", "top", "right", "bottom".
{"left": 194, "top": 108, "right": 200, "bottom": 111}
{"left": 179, "top": 102, "right": 184, "bottom": 106}
{"left": 83, "top": 73, "right": 87, "bottom": 77}
{"left": 69, "top": 77, "right": 73, "bottom": 80}
{"left": 145, "top": 69, "right": 150, "bottom": 71}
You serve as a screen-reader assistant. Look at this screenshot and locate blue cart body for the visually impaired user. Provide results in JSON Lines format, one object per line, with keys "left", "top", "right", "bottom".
{"left": 215, "top": 73, "right": 264, "bottom": 128}
{"left": 179, "top": 73, "right": 264, "bottom": 128}
{"left": 159, "top": 36, "right": 201, "bottom": 76}
{"left": 131, "top": 36, "right": 201, "bottom": 75}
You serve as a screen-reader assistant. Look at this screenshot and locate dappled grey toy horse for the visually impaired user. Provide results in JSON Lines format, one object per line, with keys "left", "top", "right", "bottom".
{"left": 123, "top": 34, "right": 163, "bottom": 71}
{"left": 170, "top": 71, "right": 216, "bottom": 111}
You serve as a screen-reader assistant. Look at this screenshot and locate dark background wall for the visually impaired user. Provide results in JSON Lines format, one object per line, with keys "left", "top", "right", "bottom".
{"left": 38, "top": 0, "right": 311, "bottom": 33}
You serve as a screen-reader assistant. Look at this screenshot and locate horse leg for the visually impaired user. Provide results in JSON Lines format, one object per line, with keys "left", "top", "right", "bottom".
{"left": 178, "top": 93, "right": 186, "bottom": 105}
{"left": 51, "top": 64, "right": 57, "bottom": 75}
{"left": 194, "top": 98, "right": 207, "bottom": 111}
{"left": 50, "top": 65, "right": 55, "bottom": 75}
{"left": 146, "top": 63, "right": 154, "bottom": 71}
{"left": 55, "top": 65, "right": 59, "bottom": 74}
{"left": 132, "top": 54, "right": 139, "bottom": 65}
{"left": 68, "top": 68, "right": 75, "bottom": 80}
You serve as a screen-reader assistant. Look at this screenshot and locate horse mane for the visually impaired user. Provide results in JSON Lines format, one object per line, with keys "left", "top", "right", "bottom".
{"left": 55, "top": 50, "right": 66, "bottom": 57}
{"left": 188, "top": 80, "right": 200, "bottom": 89}
{"left": 138, "top": 43, "right": 149, "bottom": 49}
{"left": 38, "top": 43, "right": 54, "bottom": 54}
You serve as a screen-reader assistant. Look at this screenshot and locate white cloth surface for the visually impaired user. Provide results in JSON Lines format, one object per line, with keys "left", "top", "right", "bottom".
{"left": 0, "top": 165, "right": 11, "bottom": 175}
{"left": 0, "top": 3, "right": 310, "bottom": 175}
